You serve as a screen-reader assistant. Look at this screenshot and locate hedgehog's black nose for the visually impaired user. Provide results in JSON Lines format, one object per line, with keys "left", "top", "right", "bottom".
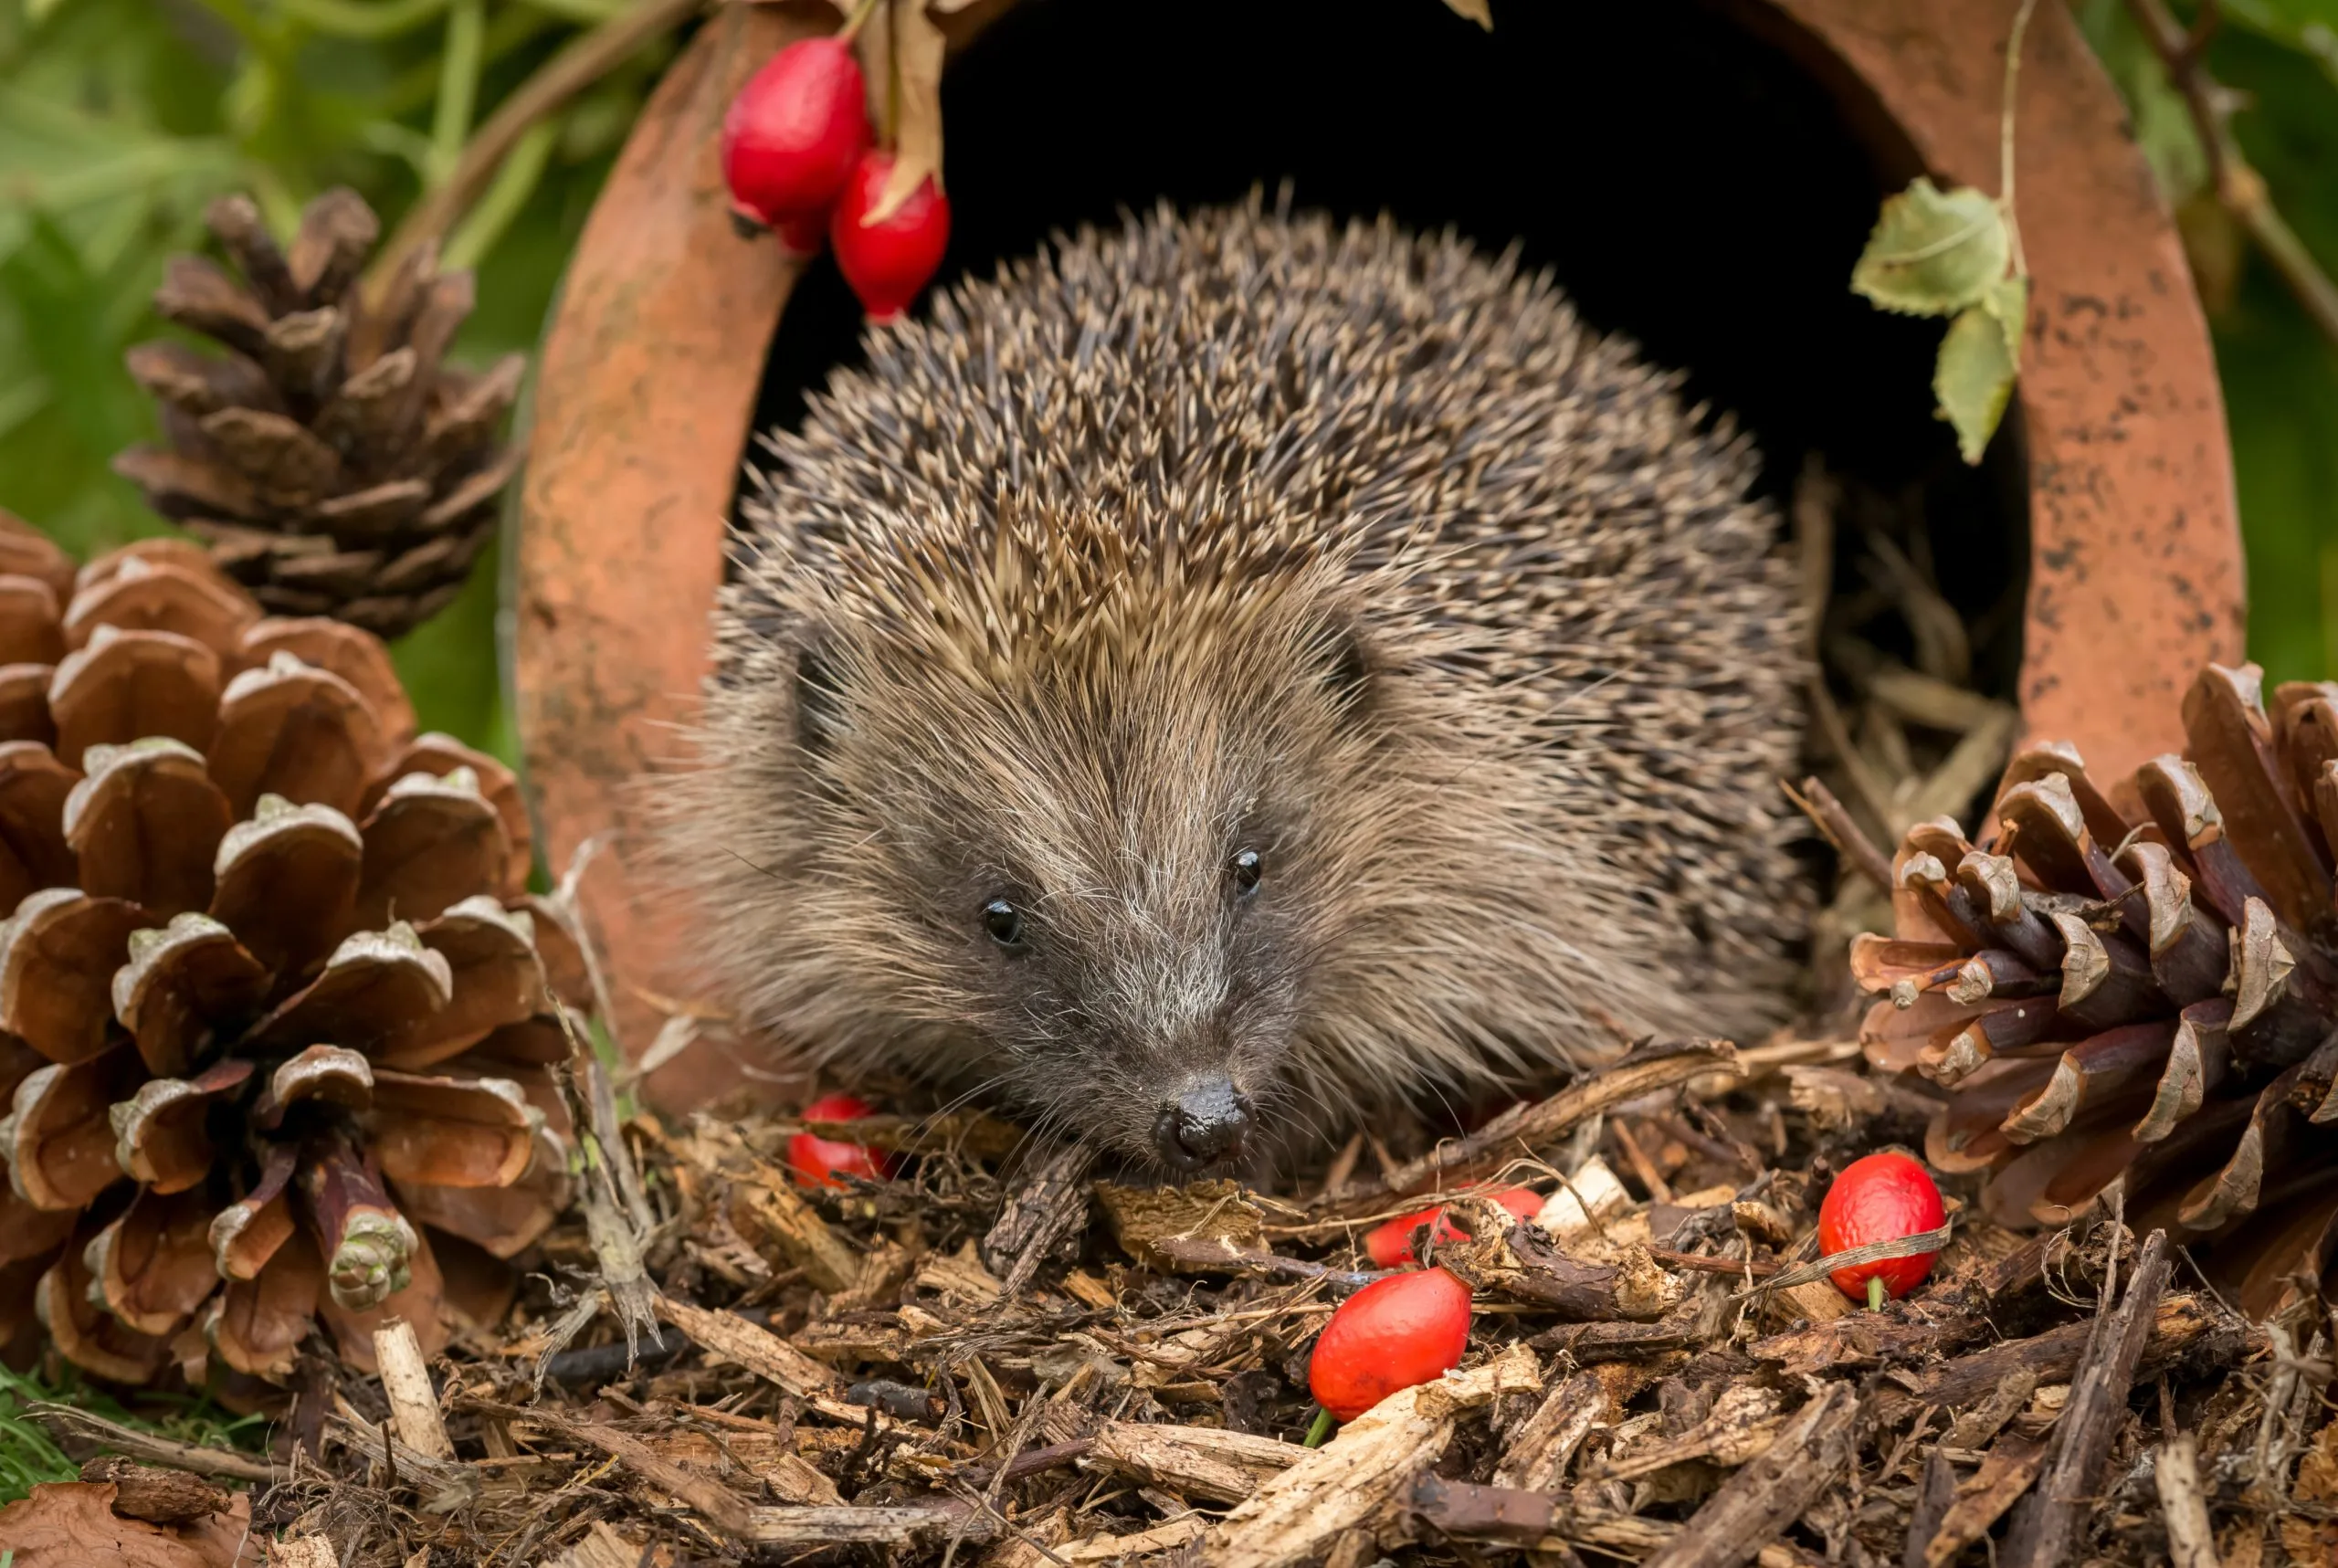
{"left": 1153, "top": 1079, "right": 1253, "bottom": 1170}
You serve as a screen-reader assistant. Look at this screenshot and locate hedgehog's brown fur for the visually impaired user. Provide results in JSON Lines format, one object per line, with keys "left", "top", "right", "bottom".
{"left": 663, "top": 199, "right": 1811, "bottom": 1166}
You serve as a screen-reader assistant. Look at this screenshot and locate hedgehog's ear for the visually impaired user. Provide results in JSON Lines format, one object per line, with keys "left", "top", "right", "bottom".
{"left": 795, "top": 637, "right": 846, "bottom": 758}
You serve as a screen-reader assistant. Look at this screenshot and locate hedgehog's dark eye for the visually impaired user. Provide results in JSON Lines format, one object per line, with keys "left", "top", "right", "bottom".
{"left": 1229, "top": 849, "right": 1262, "bottom": 899}
{"left": 981, "top": 899, "right": 1027, "bottom": 950}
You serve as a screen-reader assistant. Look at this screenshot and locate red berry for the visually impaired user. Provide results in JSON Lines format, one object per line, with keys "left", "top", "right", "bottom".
{"left": 774, "top": 207, "right": 828, "bottom": 258}
{"left": 788, "top": 1092, "right": 890, "bottom": 1188}
{"left": 1363, "top": 1186, "right": 1543, "bottom": 1269}
{"left": 1817, "top": 1152, "right": 1944, "bottom": 1305}
{"left": 722, "top": 37, "right": 869, "bottom": 232}
{"left": 831, "top": 152, "right": 950, "bottom": 321}
{"left": 1307, "top": 1267, "right": 1472, "bottom": 1423}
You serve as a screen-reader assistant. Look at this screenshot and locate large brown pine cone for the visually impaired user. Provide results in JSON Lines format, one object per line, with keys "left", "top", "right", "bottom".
{"left": 0, "top": 512, "right": 585, "bottom": 1394}
{"left": 111, "top": 189, "right": 522, "bottom": 641}
{"left": 1859, "top": 662, "right": 2338, "bottom": 1318}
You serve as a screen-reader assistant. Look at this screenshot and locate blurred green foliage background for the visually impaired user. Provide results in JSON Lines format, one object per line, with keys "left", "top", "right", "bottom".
{"left": 0, "top": 0, "right": 2333, "bottom": 765}
{"left": 0, "top": 0, "right": 683, "bottom": 760}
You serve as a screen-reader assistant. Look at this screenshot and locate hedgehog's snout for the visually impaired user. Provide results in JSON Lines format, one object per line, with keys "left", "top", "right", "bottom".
{"left": 1151, "top": 1077, "right": 1254, "bottom": 1171}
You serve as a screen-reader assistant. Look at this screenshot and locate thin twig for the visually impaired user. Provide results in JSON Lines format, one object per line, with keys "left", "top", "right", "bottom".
{"left": 26, "top": 1405, "right": 279, "bottom": 1483}
{"left": 2124, "top": 0, "right": 2338, "bottom": 348}
{"left": 1785, "top": 774, "right": 1897, "bottom": 894}
{"left": 366, "top": 0, "right": 706, "bottom": 291}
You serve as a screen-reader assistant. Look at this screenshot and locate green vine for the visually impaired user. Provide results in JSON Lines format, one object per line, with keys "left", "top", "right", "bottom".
{"left": 1851, "top": 0, "right": 2039, "bottom": 465}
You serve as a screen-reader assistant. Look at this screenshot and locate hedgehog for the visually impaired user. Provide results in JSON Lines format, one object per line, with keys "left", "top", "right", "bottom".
{"left": 662, "top": 198, "right": 1812, "bottom": 1173}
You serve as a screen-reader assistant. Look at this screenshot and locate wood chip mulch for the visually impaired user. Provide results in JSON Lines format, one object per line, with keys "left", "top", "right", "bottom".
{"left": 16, "top": 1033, "right": 2332, "bottom": 1567}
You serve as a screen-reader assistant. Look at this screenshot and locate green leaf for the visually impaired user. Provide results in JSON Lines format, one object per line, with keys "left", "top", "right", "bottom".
{"left": 1935, "top": 303, "right": 2019, "bottom": 465}
{"left": 1981, "top": 272, "right": 2029, "bottom": 362}
{"left": 1851, "top": 177, "right": 2011, "bottom": 317}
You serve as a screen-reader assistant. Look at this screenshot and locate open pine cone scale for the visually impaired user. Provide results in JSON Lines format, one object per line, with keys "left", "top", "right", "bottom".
{"left": 0, "top": 513, "right": 582, "bottom": 1396}
{"left": 114, "top": 189, "right": 523, "bottom": 640}
{"left": 1861, "top": 662, "right": 2338, "bottom": 1318}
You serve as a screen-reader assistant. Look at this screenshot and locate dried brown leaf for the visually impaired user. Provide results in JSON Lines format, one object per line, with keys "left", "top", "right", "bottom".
{"left": 864, "top": 0, "right": 946, "bottom": 223}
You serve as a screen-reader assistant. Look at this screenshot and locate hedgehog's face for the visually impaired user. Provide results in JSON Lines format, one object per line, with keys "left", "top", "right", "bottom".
{"left": 795, "top": 606, "right": 1376, "bottom": 1173}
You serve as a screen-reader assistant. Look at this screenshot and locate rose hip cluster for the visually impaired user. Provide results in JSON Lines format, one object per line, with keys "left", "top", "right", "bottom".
{"left": 721, "top": 36, "right": 950, "bottom": 320}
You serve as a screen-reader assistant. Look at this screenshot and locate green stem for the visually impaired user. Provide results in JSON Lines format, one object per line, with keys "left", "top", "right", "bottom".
{"left": 837, "top": 0, "right": 883, "bottom": 43}
{"left": 384, "top": 5, "right": 558, "bottom": 118}
{"left": 429, "top": 0, "right": 487, "bottom": 187}
{"left": 364, "top": 0, "right": 700, "bottom": 291}
{"left": 444, "top": 119, "right": 557, "bottom": 270}
{"left": 1867, "top": 1274, "right": 1887, "bottom": 1312}
{"left": 275, "top": 0, "right": 449, "bottom": 39}
{"left": 1303, "top": 1407, "right": 1336, "bottom": 1447}
{"left": 519, "top": 0, "right": 632, "bottom": 21}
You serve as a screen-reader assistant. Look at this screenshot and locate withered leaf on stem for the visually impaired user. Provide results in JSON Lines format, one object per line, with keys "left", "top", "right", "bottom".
{"left": 865, "top": 0, "right": 947, "bottom": 224}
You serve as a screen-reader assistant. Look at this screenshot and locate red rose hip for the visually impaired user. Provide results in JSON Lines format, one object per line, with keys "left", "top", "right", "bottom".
{"left": 1307, "top": 1267, "right": 1472, "bottom": 1423}
{"left": 832, "top": 151, "right": 950, "bottom": 321}
{"left": 1363, "top": 1185, "right": 1543, "bottom": 1268}
{"left": 788, "top": 1092, "right": 891, "bottom": 1188}
{"left": 722, "top": 37, "right": 869, "bottom": 234}
{"left": 773, "top": 207, "right": 829, "bottom": 258}
{"left": 1817, "top": 1151, "right": 1944, "bottom": 1309}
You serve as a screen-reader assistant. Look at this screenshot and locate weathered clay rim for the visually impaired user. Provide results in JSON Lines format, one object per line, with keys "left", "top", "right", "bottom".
{"left": 511, "top": 0, "right": 2243, "bottom": 1104}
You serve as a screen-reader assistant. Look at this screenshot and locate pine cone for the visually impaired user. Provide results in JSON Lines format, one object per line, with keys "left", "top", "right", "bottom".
{"left": 111, "top": 189, "right": 523, "bottom": 641}
{"left": 0, "top": 512, "right": 585, "bottom": 1394}
{"left": 1859, "top": 662, "right": 2338, "bottom": 1318}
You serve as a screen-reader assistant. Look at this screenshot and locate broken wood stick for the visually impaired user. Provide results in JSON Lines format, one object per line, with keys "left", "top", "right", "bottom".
{"left": 654, "top": 1294, "right": 847, "bottom": 1399}
{"left": 1407, "top": 1478, "right": 1827, "bottom": 1568}
{"left": 1308, "top": 1039, "right": 1744, "bottom": 1217}
{"left": 462, "top": 1397, "right": 751, "bottom": 1537}
{"left": 740, "top": 1177, "right": 860, "bottom": 1294}
{"left": 373, "top": 1319, "right": 455, "bottom": 1463}
{"left": 1493, "top": 1371, "right": 1615, "bottom": 1490}
{"left": 1785, "top": 773, "right": 1895, "bottom": 893}
{"left": 1902, "top": 1448, "right": 1955, "bottom": 1568}
{"left": 1922, "top": 1432, "right": 2048, "bottom": 1566}
{"left": 28, "top": 1404, "right": 278, "bottom": 1483}
{"left": 1530, "top": 1317, "right": 1701, "bottom": 1362}
{"left": 1869, "top": 1290, "right": 2232, "bottom": 1420}
{"left": 1136, "top": 1232, "right": 1382, "bottom": 1291}
{"left": 739, "top": 1500, "right": 996, "bottom": 1546}
{"left": 1999, "top": 1228, "right": 2175, "bottom": 1568}
{"left": 980, "top": 1141, "right": 1094, "bottom": 1295}
{"left": 75, "top": 1458, "right": 232, "bottom": 1526}
{"left": 1438, "top": 1200, "right": 1683, "bottom": 1322}
{"left": 1408, "top": 1473, "right": 1567, "bottom": 1541}
{"left": 1641, "top": 1381, "right": 1859, "bottom": 1568}
{"left": 2155, "top": 1432, "right": 2219, "bottom": 1568}
{"left": 1205, "top": 1343, "right": 1542, "bottom": 1568}
{"left": 1080, "top": 1420, "right": 1301, "bottom": 1505}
